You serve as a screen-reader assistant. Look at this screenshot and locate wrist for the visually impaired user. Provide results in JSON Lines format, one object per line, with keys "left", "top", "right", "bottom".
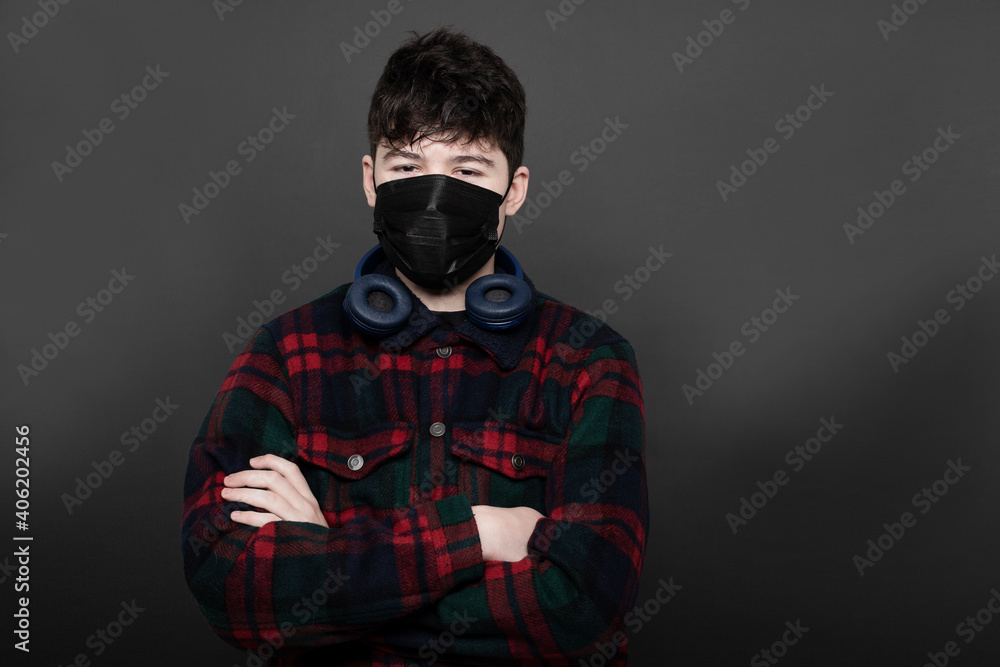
{"left": 471, "top": 505, "right": 496, "bottom": 561}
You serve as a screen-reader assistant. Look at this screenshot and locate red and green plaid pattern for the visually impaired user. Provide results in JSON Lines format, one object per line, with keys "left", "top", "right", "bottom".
{"left": 181, "top": 261, "right": 648, "bottom": 665}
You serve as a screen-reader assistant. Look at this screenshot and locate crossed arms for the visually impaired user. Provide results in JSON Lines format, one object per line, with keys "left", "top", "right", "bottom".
{"left": 181, "top": 325, "right": 648, "bottom": 663}
{"left": 222, "top": 454, "right": 544, "bottom": 563}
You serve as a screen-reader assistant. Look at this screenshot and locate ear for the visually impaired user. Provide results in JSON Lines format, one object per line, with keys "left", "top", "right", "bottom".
{"left": 502, "top": 165, "right": 530, "bottom": 217}
{"left": 362, "top": 154, "right": 377, "bottom": 208}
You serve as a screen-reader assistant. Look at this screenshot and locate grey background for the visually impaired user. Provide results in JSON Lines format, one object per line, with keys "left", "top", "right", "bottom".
{"left": 2, "top": 0, "right": 999, "bottom": 664}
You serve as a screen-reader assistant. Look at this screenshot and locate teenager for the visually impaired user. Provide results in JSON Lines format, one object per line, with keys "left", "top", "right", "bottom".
{"left": 182, "top": 26, "right": 648, "bottom": 666}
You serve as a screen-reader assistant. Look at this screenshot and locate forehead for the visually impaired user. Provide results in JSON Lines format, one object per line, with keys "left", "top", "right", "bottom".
{"left": 377, "top": 135, "right": 504, "bottom": 164}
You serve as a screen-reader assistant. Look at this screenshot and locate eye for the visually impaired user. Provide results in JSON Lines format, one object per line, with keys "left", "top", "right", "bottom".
{"left": 392, "top": 165, "right": 418, "bottom": 173}
{"left": 455, "top": 168, "right": 480, "bottom": 177}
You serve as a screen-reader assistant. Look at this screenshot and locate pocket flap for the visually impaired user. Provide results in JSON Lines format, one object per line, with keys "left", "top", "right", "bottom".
{"left": 450, "top": 421, "right": 559, "bottom": 479}
{"left": 296, "top": 421, "right": 414, "bottom": 480}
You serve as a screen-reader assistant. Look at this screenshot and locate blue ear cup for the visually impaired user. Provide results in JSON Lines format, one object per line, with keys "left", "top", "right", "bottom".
{"left": 343, "top": 245, "right": 413, "bottom": 337}
{"left": 343, "top": 245, "right": 532, "bottom": 337}
{"left": 465, "top": 246, "right": 532, "bottom": 330}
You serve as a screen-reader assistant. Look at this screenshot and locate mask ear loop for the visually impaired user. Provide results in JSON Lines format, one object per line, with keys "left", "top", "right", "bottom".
{"left": 495, "top": 174, "right": 515, "bottom": 246}
{"left": 500, "top": 175, "right": 514, "bottom": 203}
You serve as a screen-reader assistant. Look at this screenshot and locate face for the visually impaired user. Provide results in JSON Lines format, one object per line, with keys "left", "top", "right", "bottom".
{"left": 362, "top": 135, "right": 530, "bottom": 238}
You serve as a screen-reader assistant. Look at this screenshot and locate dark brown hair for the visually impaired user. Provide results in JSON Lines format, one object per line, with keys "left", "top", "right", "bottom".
{"left": 368, "top": 26, "right": 526, "bottom": 181}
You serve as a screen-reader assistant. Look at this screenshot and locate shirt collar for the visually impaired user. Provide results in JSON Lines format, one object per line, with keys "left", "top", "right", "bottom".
{"left": 371, "top": 254, "right": 539, "bottom": 371}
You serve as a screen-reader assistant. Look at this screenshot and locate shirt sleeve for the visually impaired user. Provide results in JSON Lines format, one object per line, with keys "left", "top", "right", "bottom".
{"left": 372, "top": 339, "right": 649, "bottom": 664}
{"left": 180, "top": 327, "right": 485, "bottom": 655}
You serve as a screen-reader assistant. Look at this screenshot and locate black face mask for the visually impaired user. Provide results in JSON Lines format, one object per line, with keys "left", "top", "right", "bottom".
{"left": 372, "top": 173, "right": 512, "bottom": 290}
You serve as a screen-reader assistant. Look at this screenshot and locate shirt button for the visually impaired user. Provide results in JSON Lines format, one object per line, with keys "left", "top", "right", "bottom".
{"left": 511, "top": 453, "right": 525, "bottom": 471}
{"left": 436, "top": 346, "right": 452, "bottom": 358}
{"left": 429, "top": 422, "right": 446, "bottom": 437}
{"left": 347, "top": 454, "right": 364, "bottom": 471}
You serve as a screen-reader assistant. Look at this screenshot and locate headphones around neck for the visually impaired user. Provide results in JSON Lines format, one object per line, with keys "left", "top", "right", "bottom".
{"left": 343, "top": 244, "right": 532, "bottom": 337}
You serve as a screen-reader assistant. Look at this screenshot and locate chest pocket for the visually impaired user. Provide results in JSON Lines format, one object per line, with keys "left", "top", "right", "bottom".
{"left": 296, "top": 421, "right": 414, "bottom": 513}
{"left": 449, "top": 421, "right": 560, "bottom": 510}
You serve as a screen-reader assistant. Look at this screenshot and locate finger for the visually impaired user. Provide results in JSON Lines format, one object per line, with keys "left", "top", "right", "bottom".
{"left": 225, "top": 470, "right": 321, "bottom": 521}
{"left": 250, "top": 454, "right": 315, "bottom": 499}
{"left": 225, "top": 469, "right": 305, "bottom": 508}
{"left": 222, "top": 486, "right": 297, "bottom": 520}
{"left": 231, "top": 510, "right": 282, "bottom": 527}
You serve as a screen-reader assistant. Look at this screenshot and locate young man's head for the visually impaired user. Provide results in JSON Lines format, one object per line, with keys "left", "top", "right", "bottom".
{"left": 366, "top": 26, "right": 525, "bottom": 182}
{"left": 361, "top": 27, "right": 530, "bottom": 293}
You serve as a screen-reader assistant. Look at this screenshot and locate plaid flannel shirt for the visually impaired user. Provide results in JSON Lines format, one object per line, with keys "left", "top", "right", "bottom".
{"left": 181, "top": 255, "right": 648, "bottom": 665}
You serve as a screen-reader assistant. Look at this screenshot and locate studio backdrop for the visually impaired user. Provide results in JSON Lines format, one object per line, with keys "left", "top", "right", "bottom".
{"left": 2, "top": 1, "right": 999, "bottom": 665}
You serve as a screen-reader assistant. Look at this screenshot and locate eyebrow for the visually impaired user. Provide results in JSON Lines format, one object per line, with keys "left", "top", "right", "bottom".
{"left": 381, "top": 146, "right": 496, "bottom": 169}
{"left": 452, "top": 154, "right": 495, "bottom": 168}
{"left": 382, "top": 147, "right": 422, "bottom": 161}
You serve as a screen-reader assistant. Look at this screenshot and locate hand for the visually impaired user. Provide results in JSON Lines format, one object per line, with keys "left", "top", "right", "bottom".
{"left": 222, "top": 454, "right": 329, "bottom": 528}
{"left": 471, "top": 505, "right": 545, "bottom": 562}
